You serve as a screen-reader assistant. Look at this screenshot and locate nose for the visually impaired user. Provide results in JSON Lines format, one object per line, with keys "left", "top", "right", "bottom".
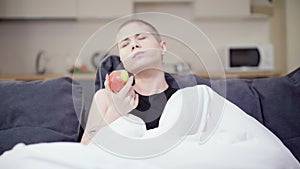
{"left": 131, "top": 40, "right": 141, "bottom": 51}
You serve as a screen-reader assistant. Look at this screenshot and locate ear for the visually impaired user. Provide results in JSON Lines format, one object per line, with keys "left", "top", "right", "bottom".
{"left": 160, "top": 41, "right": 167, "bottom": 55}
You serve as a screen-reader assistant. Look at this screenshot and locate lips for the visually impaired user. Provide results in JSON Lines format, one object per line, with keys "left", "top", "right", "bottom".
{"left": 132, "top": 51, "right": 144, "bottom": 59}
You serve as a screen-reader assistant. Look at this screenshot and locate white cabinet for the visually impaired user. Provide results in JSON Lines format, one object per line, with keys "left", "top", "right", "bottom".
{"left": 0, "top": 0, "right": 77, "bottom": 18}
{"left": 0, "top": 0, "right": 132, "bottom": 19}
{"left": 0, "top": 0, "right": 255, "bottom": 20}
{"left": 77, "top": 0, "right": 132, "bottom": 19}
{"left": 194, "top": 0, "right": 251, "bottom": 18}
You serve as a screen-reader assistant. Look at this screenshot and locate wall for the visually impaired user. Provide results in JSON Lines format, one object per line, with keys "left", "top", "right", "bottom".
{"left": 285, "top": 0, "right": 300, "bottom": 73}
{"left": 0, "top": 1, "right": 280, "bottom": 75}
{"left": 0, "top": 21, "right": 105, "bottom": 74}
{"left": 269, "top": 0, "right": 287, "bottom": 73}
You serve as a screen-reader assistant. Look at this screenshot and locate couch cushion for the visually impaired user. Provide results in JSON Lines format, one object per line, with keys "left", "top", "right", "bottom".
{"left": 253, "top": 67, "right": 300, "bottom": 161}
{"left": 212, "top": 79, "right": 263, "bottom": 124}
{"left": 212, "top": 67, "right": 300, "bottom": 161}
{"left": 0, "top": 77, "right": 84, "bottom": 155}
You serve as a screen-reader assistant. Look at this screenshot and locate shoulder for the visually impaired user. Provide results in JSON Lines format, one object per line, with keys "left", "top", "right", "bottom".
{"left": 170, "top": 85, "right": 215, "bottom": 101}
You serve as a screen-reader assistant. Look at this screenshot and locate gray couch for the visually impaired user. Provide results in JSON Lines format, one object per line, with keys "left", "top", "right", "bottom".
{"left": 0, "top": 56, "right": 299, "bottom": 162}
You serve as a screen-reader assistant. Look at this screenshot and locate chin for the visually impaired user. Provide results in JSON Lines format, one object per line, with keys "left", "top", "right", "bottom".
{"left": 124, "top": 58, "right": 162, "bottom": 74}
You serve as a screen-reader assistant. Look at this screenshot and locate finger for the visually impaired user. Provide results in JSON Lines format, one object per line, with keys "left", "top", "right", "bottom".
{"left": 132, "top": 94, "right": 139, "bottom": 108}
{"left": 118, "top": 76, "right": 134, "bottom": 97}
{"left": 104, "top": 77, "right": 113, "bottom": 93}
{"left": 130, "top": 98, "right": 135, "bottom": 109}
{"left": 128, "top": 87, "right": 135, "bottom": 97}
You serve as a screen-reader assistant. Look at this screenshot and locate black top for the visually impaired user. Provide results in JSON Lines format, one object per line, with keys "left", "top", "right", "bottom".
{"left": 129, "top": 86, "right": 177, "bottom": 130}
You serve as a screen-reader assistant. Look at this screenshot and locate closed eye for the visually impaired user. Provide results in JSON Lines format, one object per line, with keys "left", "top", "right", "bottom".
{"left": 119, "top": 38, "right": 130, "bottom": 48}
{"left": 121, "top": 42, "right": 129, "bottom": 48}
{"left": 137, "top": 36, "right": 146, "bottom": 40}
{"left": 136, "top": 34, "right": 147, "bottom": 40}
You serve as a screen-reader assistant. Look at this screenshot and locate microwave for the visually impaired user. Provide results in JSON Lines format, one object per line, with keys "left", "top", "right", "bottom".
{"left": 225, "top": 44, "right": 274, "bottom": 71}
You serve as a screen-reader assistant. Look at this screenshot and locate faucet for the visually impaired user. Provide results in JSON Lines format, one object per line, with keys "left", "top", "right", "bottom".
{"left": 35, "top": 50, "right": 46, "bottom": 74}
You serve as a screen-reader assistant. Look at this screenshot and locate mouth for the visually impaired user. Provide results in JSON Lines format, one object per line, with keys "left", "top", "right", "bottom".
{"left": 132, "top": 51, "right": 144, "bottom": 59}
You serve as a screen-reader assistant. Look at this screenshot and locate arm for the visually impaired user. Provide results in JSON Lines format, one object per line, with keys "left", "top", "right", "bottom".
{"left": 80, "top": 76, "right": 138, "bottom": 145}
{"left": 80, "top": 90, "right": 116, "bottom": 144}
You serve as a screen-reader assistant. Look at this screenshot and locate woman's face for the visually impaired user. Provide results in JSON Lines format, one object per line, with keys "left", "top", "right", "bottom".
{"left": 116, "top": 22, "right": 166, "bottom": 74}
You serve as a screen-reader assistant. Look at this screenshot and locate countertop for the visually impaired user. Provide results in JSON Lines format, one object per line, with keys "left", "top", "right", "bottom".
{"left": 0, "top": 73, "right": 96, "bottom": 81}
{"left": 0, "top": 71, "right": 281, "bottom": 81}
{"left": 195, "top": 71, "right": 281, "bottom": 78}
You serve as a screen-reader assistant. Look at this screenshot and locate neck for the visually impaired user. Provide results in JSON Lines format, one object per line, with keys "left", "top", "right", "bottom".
{"left": 133, "top": 69, "right": 168, "bottom": 96}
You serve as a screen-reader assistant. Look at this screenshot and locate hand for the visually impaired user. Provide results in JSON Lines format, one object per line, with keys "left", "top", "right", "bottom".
{"left": 104, "top": 75, "right": 139, "bottom": 116}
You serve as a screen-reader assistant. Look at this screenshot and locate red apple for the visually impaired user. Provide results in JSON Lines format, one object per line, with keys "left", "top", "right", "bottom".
{"left": 108, "top": 70, "right": 129, "bottom": 93}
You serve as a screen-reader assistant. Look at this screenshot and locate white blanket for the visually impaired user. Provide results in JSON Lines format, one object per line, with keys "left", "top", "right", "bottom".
{"left": 0, "top": 85, "right": 299, "bottom": 169}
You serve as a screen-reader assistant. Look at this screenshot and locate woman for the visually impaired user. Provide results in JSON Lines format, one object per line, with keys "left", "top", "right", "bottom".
{"left": 81, "top": 19, "right": 178, "bottom": 144}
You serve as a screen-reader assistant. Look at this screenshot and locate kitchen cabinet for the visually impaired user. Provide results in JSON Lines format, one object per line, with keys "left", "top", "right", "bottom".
{"left": 251, "top": 0, "right": 273, "bottom": 16}
{"left": 0, "top": 0, "right": 77, "bottom": 19}
{"left": 77, "top": 0, "right": 132, "bottom": 19}
{"left": 193, "top": 0, "right": 251, "bottom": 18}
{"left": 0, "top": 0, "right": 132, "bottom": 19}
{"left": 0, "top": 0, "right": 268, "bottom": 20}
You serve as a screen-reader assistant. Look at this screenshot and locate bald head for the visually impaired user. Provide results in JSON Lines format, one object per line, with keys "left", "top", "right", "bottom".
{"left": 116, "top": 19, "right": 162, "bottom": 44}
